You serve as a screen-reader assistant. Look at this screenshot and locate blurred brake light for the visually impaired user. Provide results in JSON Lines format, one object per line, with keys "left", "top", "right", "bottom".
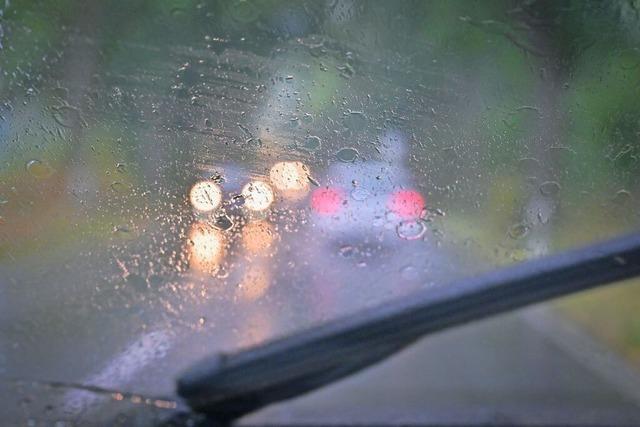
{"left": 388, "top": 189, "right": 425, "bottom": 219}
{"left": 311, "top": 187, "right": 344, "bottom": 215}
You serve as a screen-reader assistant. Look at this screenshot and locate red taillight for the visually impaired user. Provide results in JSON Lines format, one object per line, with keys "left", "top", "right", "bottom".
{"left": 311, "top": 187, "right": 344, "bottom": 215}
{"left": 388, "top": 189, "right": 425, "bottom": 219}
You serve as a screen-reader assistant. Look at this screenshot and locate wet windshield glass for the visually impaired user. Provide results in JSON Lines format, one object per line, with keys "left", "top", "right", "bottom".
{"left": 1, "top": 0, "right": 640, "bottom": 424}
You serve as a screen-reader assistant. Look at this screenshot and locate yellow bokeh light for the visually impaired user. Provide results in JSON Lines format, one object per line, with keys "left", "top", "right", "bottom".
{"left": 241, "top": 180, "right": 274, "bottom": 211}
{"left": 242, "top": 220, "right": 276, "bottom": 254}
{"left": 269, "top": 161, "right": 310, "bottom": 193}
{"left": 237, "top": 264, "right": 270, "bottom": 301}
{"left": 189, "top": 180, "right": 222, "bottom": 212}
{"left": 187, "top": 222, "right": 225, "bottom": 272}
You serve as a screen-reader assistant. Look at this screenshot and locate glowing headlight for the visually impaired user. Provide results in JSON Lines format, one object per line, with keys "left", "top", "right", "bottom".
{"left": 242, "top": 180, "right": 274, "bottom": 211}
{"left": 189, "top": 180, "right": 222, "bottom": 212}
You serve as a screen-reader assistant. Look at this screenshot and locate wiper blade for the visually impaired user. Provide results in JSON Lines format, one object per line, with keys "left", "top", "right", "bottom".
{"left": 176, "top": 232, "right": 640, "bottom": 422}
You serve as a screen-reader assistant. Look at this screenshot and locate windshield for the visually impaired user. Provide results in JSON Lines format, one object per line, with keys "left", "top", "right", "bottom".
{"left": 1, "top": 0, "right": 640, "bottom": 425}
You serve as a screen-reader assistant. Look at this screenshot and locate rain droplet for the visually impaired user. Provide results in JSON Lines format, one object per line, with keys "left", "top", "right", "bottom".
{"left": 210, "top": 172, "right": 225, "bottom": 184}
{"left": 51, "top": 105, "right": 79, "bottom": 128}
{"left": 170, "top": 7, "right": 187, "bottom": 17}
{"left": 537, "top": 210, "right": 549, "bottom": 225}
{"left": 231, "top": 193, "right": 246, "bottom": 207}
{"left": 336, "top": 147, "right": 359, "bottom": 163}
{"left": 396, "top": 220, "right": 426, "bottom": 240}
{"left": 400, "top": 264, "right": 419, "bottom": 281}
{"left": 198, "top": 316, "right": 207, "bottom": 327}
{"left": 26, "top": 159, "right": 53, "bottom": 179}
{"left": 302, "top": 135, "right": 321, "bottom": 151}
{"left": 337, "top": 63, "right": 356, "bottom": 79}
{"left": 338, "top": 245, "right": 356, "bottom": 258}
{"left": 110, "top": 181, "right": 127, "bottom": 192}
{"left": 539, "top": 181, "right": 561, "bottom": 196}
{"left": 508, "top": 223, "right": 530, "bottom": 239}
{"left": 230, "top": 0, "right": 259, "bottom": 23}
{"left": 213, "top": 215, "right": 234, "bottom": 231}
{"left": 350, "top": 188, "right": 370, "bottom": 201}
{"left": 115, "top": 163, "right": 126, "bottom": 173}
{"left": 518, "top": 157, "right": 540, "bottom": 172}
{"left": 113, "top": 225, "right": 135, "bottom": 239}
{"left": 613, "top": 189, "right": 631, "bottom": 205}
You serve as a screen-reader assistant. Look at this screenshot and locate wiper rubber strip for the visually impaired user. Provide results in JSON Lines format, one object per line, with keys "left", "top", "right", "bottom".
{"left": 177, "top": 232, "right": 640, "bottom": 422}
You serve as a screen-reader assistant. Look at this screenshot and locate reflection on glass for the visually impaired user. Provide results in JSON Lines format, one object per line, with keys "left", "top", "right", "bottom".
{"left": 189, "top": 180, "right": 222, "bottom": 213}
{"left": 242, "top": 220, "right": 276, "bottom": 255}
{"left": 187, "top": 222, "right": 225, "bottom": 272}
{"left": 242, "top": 181, "right": 274, "bottom": 211}
{"left": 269, "top": 161, "right": 310, "bottom": 200}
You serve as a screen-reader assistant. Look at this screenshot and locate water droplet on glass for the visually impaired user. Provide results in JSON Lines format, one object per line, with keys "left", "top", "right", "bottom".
{"left": 170, "top": 7, "right": 187, "bottom": 17}
{"left": 115, "top": 163, "right": 126, "bottom": 173}
{"left": 338, "top": 245, "right": 356, "bottom": 258}
{"left": 210, "top": 172, "right": 225, "bottom": 184}
{"left": 350, "top": 188, "right": 370, "bottom": 201}
{"left": 51, "top": 105, "right": 79, "bottom": 128}
{"left": 508, "top": 223, "right": 530, "bottom": 239}
{"left": 110, "top": 181, "right": 126, "bottom": 192}
{"left": 198, "top": 316, "right": 207, "bottom": 327}
{"left": 302, "top": 135, "right": 321, "bottom": 151}
{"left": 213, "top": 215, "right": 234, "bottom": 231}
{"left": 26, "top": 159, "right": 53, "bottom": 179}
{"left": 537, "top": 210, "right": 549, "bottom": 225}
{"left": 337, "top": 63, "right": 356, "bottom": 79}
{"left": 336, "top": 147, "right": 359, "bottom": 163}
{"left": 230, "top": 0, "right": 259, "bottom": 23}
{"left": 518, "top": 157, "right": 540, "bottom": 172}
{"left": 301, "top": 113, "right": 314, "bottom": 124}
{"left": 113, "top": 225, "right": 135, "bottom": 239}
{"left": 396, "top": 220, "right": 426, "bottom": 240}
{"left": 231, "top": 193, "right": 246, "bottom": 207}
{"left": 613, "top": 189, "right": 631, "bottom": 205}
{"left": 539, "top": 181, "right": 561, "bottom": 196}
{"left": 400, "top": 264, "right": 419, "bottom": 281}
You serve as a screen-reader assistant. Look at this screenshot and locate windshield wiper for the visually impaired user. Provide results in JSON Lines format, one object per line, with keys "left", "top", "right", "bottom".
{"left": 176, "top": 232, "right": 640, "bottom": 423}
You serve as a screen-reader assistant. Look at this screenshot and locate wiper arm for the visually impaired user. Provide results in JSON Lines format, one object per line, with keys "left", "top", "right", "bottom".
{"left": 176, "top": 232, "right": 640, "bottom": 423}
